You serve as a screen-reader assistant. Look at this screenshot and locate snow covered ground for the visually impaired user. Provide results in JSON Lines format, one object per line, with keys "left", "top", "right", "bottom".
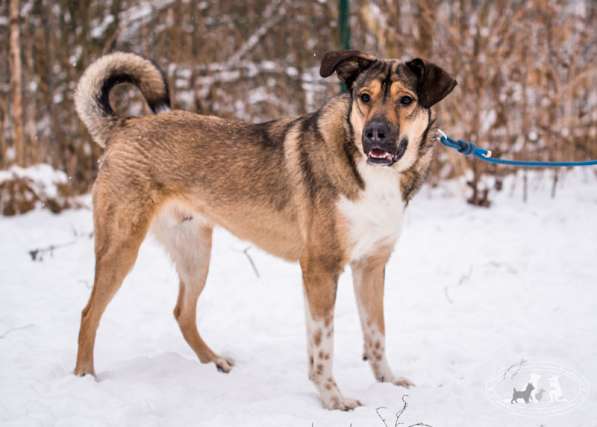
{"left": 1, "top": 171, "right": 596, "bottom": 426}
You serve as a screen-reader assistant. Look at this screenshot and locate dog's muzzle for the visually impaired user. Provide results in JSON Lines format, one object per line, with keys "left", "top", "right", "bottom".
{"left": 362, "top": 120, "right": 407, "bottom": 166}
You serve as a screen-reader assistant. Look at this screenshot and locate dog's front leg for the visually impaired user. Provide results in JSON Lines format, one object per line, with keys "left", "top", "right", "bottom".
{"left": 351, "top": 251, "right": 414, "bottom": 388}
{"left": 300, "top": 254, "right": 361, "bottom": 411}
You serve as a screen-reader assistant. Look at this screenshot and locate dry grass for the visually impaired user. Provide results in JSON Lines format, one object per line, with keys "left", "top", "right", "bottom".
{"left": 0, "top": 0, "right": 595, "bottom": 209}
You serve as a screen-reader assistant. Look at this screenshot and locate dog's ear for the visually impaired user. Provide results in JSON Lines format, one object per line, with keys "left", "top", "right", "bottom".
{"left": 405, "top": 58, "right": 457, "bottom": 108}
{"left": 320, "top": 50, "right": 376, "bottom": 90}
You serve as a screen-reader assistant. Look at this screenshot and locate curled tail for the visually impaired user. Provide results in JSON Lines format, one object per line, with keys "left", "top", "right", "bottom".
{"left": 74, "top": 52, "right": 170, "bottom": 147}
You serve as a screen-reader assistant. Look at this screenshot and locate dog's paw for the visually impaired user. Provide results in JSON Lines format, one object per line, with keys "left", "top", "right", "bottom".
{"left": 214, "top": 356, "right": 234, "bottom": 373}
{"left": 392, "top": 376, "right": 415, "bottom": 388}
{"left": 323, "top": 396, "right": 363, "bottom": 411}
{"left": 73, "top": 365, "right": 95, "bottom": 377}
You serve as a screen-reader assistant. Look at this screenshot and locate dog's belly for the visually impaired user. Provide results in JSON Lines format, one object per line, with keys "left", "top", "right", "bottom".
{"left": 215, "top": 209, "right": 303, "bottom": 261}
{"left": 337, "top": 166, "right": 405, "bottom": 261}
{"left": 153, "top": 199, "right": 303, "bottom": 261}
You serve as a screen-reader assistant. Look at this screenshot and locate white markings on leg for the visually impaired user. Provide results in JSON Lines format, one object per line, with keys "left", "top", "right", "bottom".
{"left": 351, "top": 256, "right": 414, "bottom": 388}
{"left": 304, "top": 303, "right": 361, "bottom": 410}
{"left": 362, "top": 321, "right": 414, "bottom": 388}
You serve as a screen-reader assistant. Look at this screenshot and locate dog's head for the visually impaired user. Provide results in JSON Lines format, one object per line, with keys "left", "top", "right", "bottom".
{"left": 320, "top": 50, "right": 457, "bottom": 170}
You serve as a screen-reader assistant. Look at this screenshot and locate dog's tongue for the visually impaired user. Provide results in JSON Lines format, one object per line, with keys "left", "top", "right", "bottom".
{"left": 370, "top": 149, "right": 388, "bottom": 158}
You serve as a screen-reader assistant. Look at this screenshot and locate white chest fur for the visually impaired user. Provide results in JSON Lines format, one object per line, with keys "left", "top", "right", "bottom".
{"left": 337, "top": 163, "right": 406, "bottom": 262}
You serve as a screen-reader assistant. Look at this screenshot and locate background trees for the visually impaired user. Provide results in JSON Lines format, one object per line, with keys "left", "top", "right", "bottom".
{"left": 0, "top": 0, "right": 595, "bottom": 206}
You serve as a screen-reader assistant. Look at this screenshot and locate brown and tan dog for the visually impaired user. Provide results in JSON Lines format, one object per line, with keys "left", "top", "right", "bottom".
{"left": 73, "top": 50, "right": 456, "bottom": 410}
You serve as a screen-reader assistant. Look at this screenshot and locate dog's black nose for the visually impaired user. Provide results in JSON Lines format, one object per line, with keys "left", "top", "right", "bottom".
{"left": 364, "top": 120, "right": 390, "bottom": 144}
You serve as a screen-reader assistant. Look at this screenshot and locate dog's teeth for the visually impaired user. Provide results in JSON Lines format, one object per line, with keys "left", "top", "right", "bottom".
{"left": 370, "top": 151, "right": 387, "bottom": 159}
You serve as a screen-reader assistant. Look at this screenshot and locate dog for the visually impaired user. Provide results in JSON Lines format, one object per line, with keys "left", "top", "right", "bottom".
{"left": 73, "top": 50, "right": 456, "bottom": 410}
{"left": 511, "top": 383, "right": 535, "bottom": 404}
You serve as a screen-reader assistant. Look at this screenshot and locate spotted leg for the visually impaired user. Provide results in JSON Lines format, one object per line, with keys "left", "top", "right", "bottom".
{"left": 301, "top": 254, "right": 362, "bottom": 410}
{"left": 351, "top": 250, "right": 414, "bottom": 387}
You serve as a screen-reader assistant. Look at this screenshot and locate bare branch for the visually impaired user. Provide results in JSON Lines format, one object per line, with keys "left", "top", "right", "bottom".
{"left": 376, "top": 406, "right": 390, "bottom": 427}
{"left": 0, "top": 324, "right": 34, "bottom": 339}
{"left": 117, "top": 0, "right": 177, "bottom": 42}
{"left": 223, "top": 0, "right": 289, "bottom": 68}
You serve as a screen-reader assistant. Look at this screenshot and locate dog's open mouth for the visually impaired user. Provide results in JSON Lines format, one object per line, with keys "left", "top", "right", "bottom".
{"left": 366, "top": 139, "right": 408, "bottom": 166}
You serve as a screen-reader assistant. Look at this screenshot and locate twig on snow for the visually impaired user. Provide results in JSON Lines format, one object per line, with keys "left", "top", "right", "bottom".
{"left": 242, "top": 246, "right": 260, "bottom": 278}
{"left": 0, "top": 324, "right": 34, "bottom": 339}
{"left": 443, "top": 286, "right": 454, "bottom": 304}
{"left": 29, "top": 241, "right": 77, "bottom": 262}
{"left": 444, "top": 266, "right": 473, "bottom": 304}
{"left": 376, "top": 406, "right": 391, "bottom": 427}
{"left": 29, "top": 229, "right": 93, "bottom": 262}
{"left": 395, "top": 394, "right": 409, "bottom": 426}
{"left": 376, "top": 395, "right": 433, "bottom": 427}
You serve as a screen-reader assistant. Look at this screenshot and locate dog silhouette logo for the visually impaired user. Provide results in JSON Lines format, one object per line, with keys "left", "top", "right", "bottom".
{"left": 485, "top": 360, "right": 589, "bottom": 416}
{"left": 511, "top": 382, "right": 534, "bottom": 404}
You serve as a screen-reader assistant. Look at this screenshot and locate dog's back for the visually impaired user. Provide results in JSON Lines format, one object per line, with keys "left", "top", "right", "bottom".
{"left": 75, "top": 53, "right": 310, "bottom": 259}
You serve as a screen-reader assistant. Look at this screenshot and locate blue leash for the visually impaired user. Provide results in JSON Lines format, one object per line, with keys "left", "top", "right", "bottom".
{"left": 437, "top": 129, "right": 597, "bottom": 167}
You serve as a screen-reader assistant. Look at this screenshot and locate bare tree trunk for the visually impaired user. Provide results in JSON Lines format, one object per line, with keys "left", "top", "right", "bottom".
{"left": 416, "top": 0, "right": 435, "bottom": 57}
{"left": 521, "top": 43, "right": 529, "bottom": 203}
{"left": 0, "top": 100, "right": 6, "bottom": 167}
{"left": 24, "top": 8, "right": 39, "bottom": 165}
{"left": 9, "top": 0, "right": 25, "bottom": 166}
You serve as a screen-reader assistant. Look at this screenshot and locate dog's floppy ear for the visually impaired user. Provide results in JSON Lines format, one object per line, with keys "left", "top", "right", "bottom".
{"left": 406, "top": 58, "right": 457, "bottom": 108}
{"left": 320, "top": 50, "right": 376, "bottom": 90}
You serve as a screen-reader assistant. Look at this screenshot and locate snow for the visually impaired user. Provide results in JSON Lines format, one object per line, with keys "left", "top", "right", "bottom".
{"left": 90, "top": 15, "right": 114, "bottom": 39}
{"left": 0, "top": 164, "right": 68, "bottom": 199}
{"left": 1, "top": 171, "right": 596, "bottom": 426}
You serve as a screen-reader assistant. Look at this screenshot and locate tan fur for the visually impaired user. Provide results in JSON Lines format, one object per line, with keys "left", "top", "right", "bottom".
{"left": 351, "top": 246, "right": 413, "bottom": 387}
{"left": 73, "top": 51, "right": 455, "bottom": 411}
{"left": 75, "top": 52, "right": 170, "bottom": 147}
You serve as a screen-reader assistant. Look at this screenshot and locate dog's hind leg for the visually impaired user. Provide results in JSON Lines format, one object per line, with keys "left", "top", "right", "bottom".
{"left": 75, "top": 191, "right": 153, "bottom": 377}
{"left": 351, "top": 248, "right": 414, "bottom": 388}
{"left": 153, "top": 210, "right": 233, "bottom": 373}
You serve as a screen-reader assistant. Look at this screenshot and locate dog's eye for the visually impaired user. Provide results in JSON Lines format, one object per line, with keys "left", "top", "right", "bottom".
{"left": 400, "top": 96, "right": 413, "bottom": 106}
{"left": 359, "top": 93, "right": 371, "bottom": 104}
